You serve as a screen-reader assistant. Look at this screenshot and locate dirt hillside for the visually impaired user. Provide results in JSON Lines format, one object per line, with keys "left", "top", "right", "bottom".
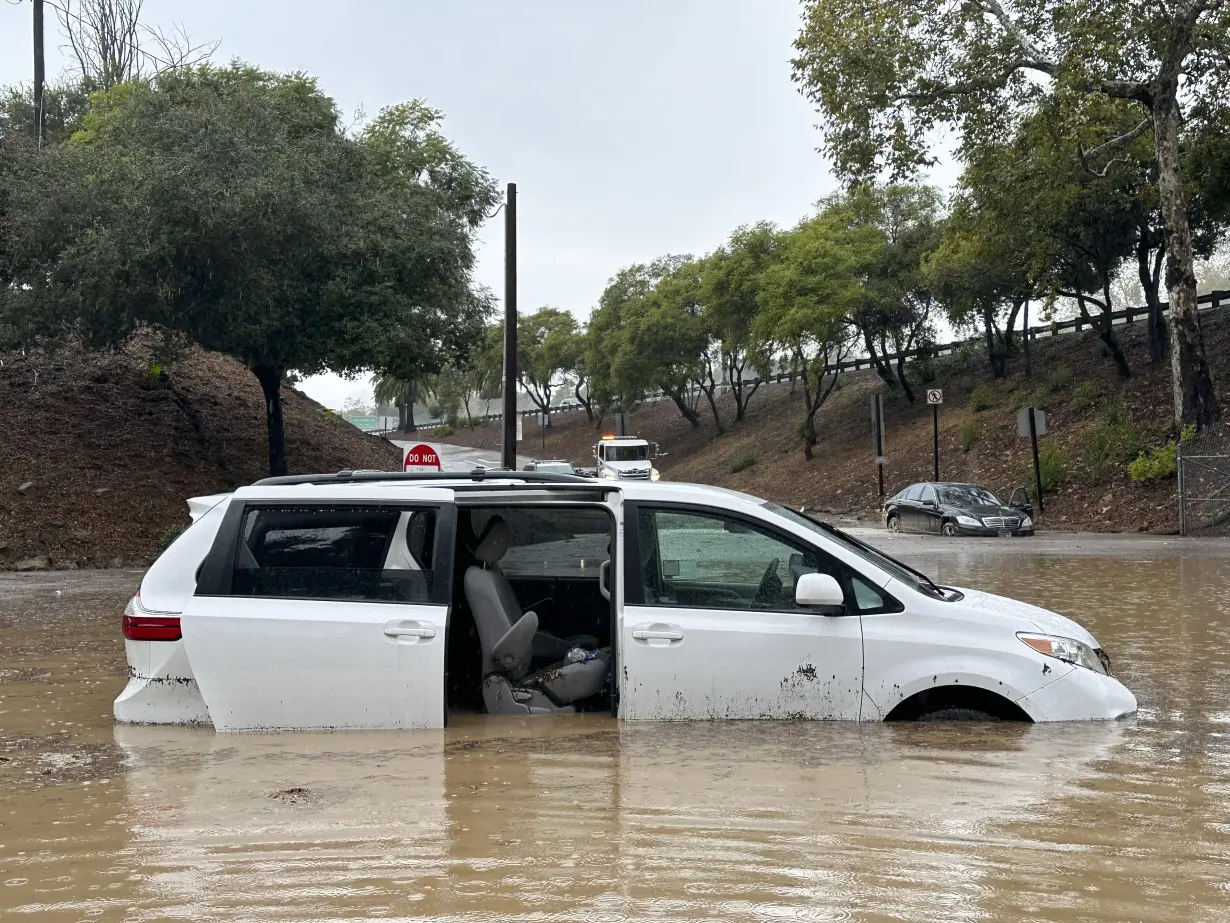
{"left": 438, "top": 311, "right": 1230, "bottom": 534}
{"left": 0, "top": 342, "right": 399, "bottom": 569}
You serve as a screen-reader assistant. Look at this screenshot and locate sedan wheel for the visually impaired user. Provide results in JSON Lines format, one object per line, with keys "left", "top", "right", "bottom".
{"left": 942, "top": 521, "right": 960, "bottom": 537}
{"left": 886, "top": 514, "right": 901, "bottom": 533}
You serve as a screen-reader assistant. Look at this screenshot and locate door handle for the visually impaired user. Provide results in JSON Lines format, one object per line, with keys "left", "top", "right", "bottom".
{"left": 599, "top": 559, "right": 611, "bottom": 601}
{"left": 384, "top": 622, "right": 436, "bottom": 639}
{"left": 632, "top": 629, "right": 683, "bottom": 641}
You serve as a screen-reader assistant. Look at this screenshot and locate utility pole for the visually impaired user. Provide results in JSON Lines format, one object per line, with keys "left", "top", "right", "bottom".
{"left": 33, "top": 0, "right": 45, "bottom": 147}
{"left": 500, "top": 182, "right": 517, "bottom": 470}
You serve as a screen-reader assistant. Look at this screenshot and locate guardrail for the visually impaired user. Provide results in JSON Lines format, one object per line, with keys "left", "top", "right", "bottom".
{"left": 377, "top": 290, "right": 1229, "bottom": 432}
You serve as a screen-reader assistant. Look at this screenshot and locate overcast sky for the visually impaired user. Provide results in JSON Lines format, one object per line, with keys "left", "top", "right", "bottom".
{"left": 0, "top": 0, "right": 937, "bottom": 409}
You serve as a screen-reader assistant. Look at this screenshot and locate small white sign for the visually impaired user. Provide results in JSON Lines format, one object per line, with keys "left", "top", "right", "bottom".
{"left": 515, "top": 415, "right": 524, "bottom": 442}
{"left": 876, "top": 456, "right": 887, "bottom": 466}
{"left": 926, "top": 389, "right": 944, "bottom": 405}
{"left": 1017, "top": 408, "right": 1048, "bottom": 438}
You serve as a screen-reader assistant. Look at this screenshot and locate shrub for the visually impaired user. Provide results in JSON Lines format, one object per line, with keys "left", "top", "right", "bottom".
{"left": 1025, "top": 444, "right": 1070, "bottom": 500}
{"left": 432, "top": 424, "right": 456, "bottom": 437}
{"left": 1045, "top": 366, "right": 1073, "bottom": 393}
{"left": 1009, "top": 388, "right": 1037, "bottom": 413}
{"left": 1068, "top": 381, "right": 1103, "bottom": 412}
{"left": 1082, "top": 413, "right": 1146, "bottom": 481}
{"left": 959, "top": 420, "right": 978, "bottom": 452}
{"left": 729, "top": 452, "right": 758, "bottom": 474}
{"left": 969, "top": 385, "right": 993, "bottom": 413}
{"left": 157, "top": 523, "right": 187, "bottom": 554}
{"left": 1129, "top": 427, "right": 1194, "bottom": 483}
{"left": 914, "top": 358, "right": 937, "bottom": 384}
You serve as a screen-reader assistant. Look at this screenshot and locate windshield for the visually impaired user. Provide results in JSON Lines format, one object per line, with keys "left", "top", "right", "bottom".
{"left": 535, "top": 462, "right": 574, "bottom": 474}
{"left": 938, "top": 485, "right": 1001, "bottom": 507}
{"left": 764, "top": 501, "right": 950, "bottom": 600}
{"left": 606, "top": 445, "right": 649, "bottom": 462}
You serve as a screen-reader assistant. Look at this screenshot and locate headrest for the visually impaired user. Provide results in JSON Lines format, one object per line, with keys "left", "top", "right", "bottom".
{"left": 474, "top": 517, "right": 512, "bottom": 565}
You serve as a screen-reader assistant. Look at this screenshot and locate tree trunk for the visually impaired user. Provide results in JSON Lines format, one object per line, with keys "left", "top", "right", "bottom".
{"left": 667, "top": 391, "right": 701, "bottom": 428}
{"left": 802, "top": 416, "right": 817, "bottom": 460}
{"left": 252, "top": 365, "right": 288, "bottom": 477}
{"left": 33, "top": 0, "right": 45, "bottom": 145}
{"left": 983, "top": 305, "right": 1006, "bottom": 379}
{"left": 1023, "top": 298, "right": 1032, "bottom": 378}
{"left": 894, "top": 354, "right": 916, "bottom": 403}
{"left": 397, "top": 400, "right": 406, "bottom": 432}
{"left": 1137, "top": 232, "right": 1168, "bottom": 364}
{"left": 1153, "top": 82, "right": 1220, "bottom": 429}
{"left": 575, "top": 380, "right": 594, "bottom": 423}
{"left": 861, "top": 327, "right": 898, "bottom": 388}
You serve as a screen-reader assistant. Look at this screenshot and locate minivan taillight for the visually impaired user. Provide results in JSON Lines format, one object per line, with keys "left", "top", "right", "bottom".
{"left": 123, "top": 597, "right": 182, "bottom": 641}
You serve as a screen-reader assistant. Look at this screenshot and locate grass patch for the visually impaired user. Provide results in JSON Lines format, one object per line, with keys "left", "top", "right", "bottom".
{"left": 1081, "top": 412, "right": 1146, "bottom": 481}
{"left": 432, "top": 424, "right": 456, "bottom": 437}
{"left": 729, "top": 452, "right": 758, "bottom": 474}
{"left": 1025, "top": 444, "right": 1070, "bottom": 501}
{"left": 1045, "top": 366, "right": 1073, "bottom": 393}
{"left": 1009, "top": 388, "right": 1037, "bottom": 413}
{"left": 1068, "top": 381, "right": 1103, "bottom": 412}
{"left": 969, "top": 385, "right": 993, "bottom": 413}
{"left": 959, "top": 420, "right": 978, "bottom": 452}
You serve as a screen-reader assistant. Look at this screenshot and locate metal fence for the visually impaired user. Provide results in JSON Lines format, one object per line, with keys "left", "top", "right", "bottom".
{"left": 1179, "top": 424, "right": 1230, "bottom": 536}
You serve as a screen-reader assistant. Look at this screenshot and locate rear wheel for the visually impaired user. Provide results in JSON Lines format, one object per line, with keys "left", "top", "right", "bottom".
{"left": 887, "top": 514, "right": 901, "bottom": 533}
{"left": 942, "top": 521, "right": 960, "bottom": 537}
{"left": 918, "top": 707, "right": 999, "bottom": 722}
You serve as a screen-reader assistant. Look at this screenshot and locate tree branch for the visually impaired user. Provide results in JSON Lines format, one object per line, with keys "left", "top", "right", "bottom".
{"left": 1079, "top": 117, "right": 1152, "bottom": 175}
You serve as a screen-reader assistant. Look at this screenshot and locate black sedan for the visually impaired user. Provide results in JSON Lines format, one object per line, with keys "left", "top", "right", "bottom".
{"left": 884, "top": 482, "right": 1035, "bottom": 537}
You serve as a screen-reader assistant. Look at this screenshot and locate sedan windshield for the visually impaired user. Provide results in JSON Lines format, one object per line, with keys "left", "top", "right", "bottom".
{"left": 535, "top": 462, "right": 575, "bottom": 474}
{"left": 938, "top": 485, "right": 1001, "bottom": 507}
{"left": 764, "top": 502, "right": 952, "bottom": 601}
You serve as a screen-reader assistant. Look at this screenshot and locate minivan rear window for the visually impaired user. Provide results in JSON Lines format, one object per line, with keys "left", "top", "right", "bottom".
{"left": 231, "top": 505, "right": 436, "bottom": 603}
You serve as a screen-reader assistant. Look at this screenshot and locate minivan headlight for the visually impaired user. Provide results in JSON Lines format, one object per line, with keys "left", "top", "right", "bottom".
{"left": 956, "top": 515, "right": 982, "bottom": 528}
{"left": 651, "top": 468, "right": 660, "bottom": 481}
{"left": 1018, "top": 633, "right": 1107, "bottom": 674}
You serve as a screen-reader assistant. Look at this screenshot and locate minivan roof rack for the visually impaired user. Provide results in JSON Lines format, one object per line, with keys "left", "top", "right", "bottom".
{"left": 252, "top": 469, "right": 594, "bottom": 487}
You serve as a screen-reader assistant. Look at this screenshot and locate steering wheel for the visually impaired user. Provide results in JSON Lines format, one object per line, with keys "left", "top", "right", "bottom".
{"left": 754, "top": 557, "right": 782, "bottom": 605}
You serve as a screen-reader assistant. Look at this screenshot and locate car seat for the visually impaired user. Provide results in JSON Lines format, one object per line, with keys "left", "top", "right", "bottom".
{"left": 465, "top": 517, "right": 610, "bottom": 715}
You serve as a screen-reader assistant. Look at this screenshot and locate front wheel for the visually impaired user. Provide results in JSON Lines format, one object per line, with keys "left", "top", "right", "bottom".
{"left": 886, "top": 514, "right": 901, "bottom": 533}
{"left": 942, "top": 521, "right": 960, "bottom": 537}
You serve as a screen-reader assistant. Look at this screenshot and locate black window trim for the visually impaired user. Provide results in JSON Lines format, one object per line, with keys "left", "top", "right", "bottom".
{"left": 622, "top": 500, "right": 902, "bottom": 616}
{"left": 196, "top": 499, "right": 456, "bottom": 607}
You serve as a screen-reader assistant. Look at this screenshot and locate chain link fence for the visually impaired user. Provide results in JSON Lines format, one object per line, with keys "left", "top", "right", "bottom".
{"left": 1179, "top": 425, "right": 1230, "bottom": 536}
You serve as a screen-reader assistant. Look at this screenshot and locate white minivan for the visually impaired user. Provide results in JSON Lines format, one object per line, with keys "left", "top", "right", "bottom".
{"left": 115, "top": 471, "right": 1136, "bottom": 730}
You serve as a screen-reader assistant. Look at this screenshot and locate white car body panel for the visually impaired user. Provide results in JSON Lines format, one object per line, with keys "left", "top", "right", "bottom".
{"left": 618, "top": 605, "right": 864, "bottom": 720}
{"left": 181, "top": 597, "right": 447, "bottom": 731}
{"left": 115, "top": 478, "right": 1138, "bottom": 729}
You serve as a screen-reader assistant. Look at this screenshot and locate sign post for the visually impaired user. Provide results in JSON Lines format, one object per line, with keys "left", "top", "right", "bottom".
{"left": 870, "top": 394, "right": 886, "bottom": 498}
{"left": 1016, "top": 407, "right": 1047, "bottom": 514}
{"left": 403, "top": 443, "right": 442, "bottom": 473}
{"left": 926, "top": 389, "right": 943, "bottom": 480}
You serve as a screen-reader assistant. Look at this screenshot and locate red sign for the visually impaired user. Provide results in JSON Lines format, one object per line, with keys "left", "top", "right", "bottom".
{"left": 403, "top": 443, "right": 442, "bottom": 472}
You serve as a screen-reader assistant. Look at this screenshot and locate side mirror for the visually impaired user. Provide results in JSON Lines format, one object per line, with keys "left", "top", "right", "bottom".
{"left": 922, "top": 499, "right": 936, "bottom": 508}
{"left": 795, "top": 573, "right": 845, "bottom": 615}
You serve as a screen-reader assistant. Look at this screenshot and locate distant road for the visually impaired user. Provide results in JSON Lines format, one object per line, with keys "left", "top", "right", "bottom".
{"left": 388, "top": 440, "right": 532, "bottom": 472}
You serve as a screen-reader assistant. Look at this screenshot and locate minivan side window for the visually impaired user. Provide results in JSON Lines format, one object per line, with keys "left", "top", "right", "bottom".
{"left": 635, "top": 507, "right": 835, "bottom": 611}
{"left": 230, "top": 505, "right": 437, "bottom": 603}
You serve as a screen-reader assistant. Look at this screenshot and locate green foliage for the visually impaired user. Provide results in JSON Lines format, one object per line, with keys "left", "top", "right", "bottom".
{"left": 1009, "top": 388, "right": 1035, "bottom": 413}
{"left": 969, "top": 386, "right": 992, "bottom": 413}
{"left": 431, "top": 424, "right": 455, "bottom": 438}
{"left": 1081, "top": 411, "right": 1146, "bottom": 481}
{"left": 729, "top": 452, "right": 758, "bottom": 474}
{"left": 959, "top": 420, "right": 978, "bottom": 453}
{"left": 913, "top": 357, "right": 937, "bottom": 383}
{"left": 1129, "top": 426, "right": 1195, "bottom": 482}
{"left": 1129, "top": 443, "right": 1177, "bottom": 482}
{"left": 1068, "top": 381, "right": 1104, "bottom": 412}
{"left": 2, "top": 65, "right": 496, "bottom": 477}
{"left": 1028, "top": 444, "right": 1071, "bottom": 498}
{"left": 157, "top": 523, "right": 187, "bottom": 553}
{"left": 1045, "top": 366, "right": 1073, "bottom": 394}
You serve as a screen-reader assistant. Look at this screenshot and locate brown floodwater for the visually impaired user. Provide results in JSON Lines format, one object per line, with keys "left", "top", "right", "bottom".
{"left": 4, "top": 534, "right": 1230, "bottom": 922}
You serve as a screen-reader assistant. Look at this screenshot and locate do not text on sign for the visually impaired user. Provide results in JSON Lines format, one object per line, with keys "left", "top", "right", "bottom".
{"left": 403, "top": 443, "right": 442, "bottom": 473}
